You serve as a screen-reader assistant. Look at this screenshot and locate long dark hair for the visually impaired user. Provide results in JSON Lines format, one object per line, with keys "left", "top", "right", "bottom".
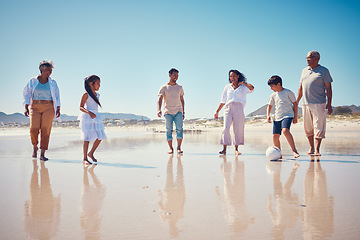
{"left": 84, "top": 75, "right": 101, "bottom": 107}
{"left": 228, "top": 69, "right": 246, "bottom": 83}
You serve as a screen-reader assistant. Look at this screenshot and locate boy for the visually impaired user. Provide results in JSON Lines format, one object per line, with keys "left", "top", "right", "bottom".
{"left": 267, "top": 75, "right": 300, "bottom": 158}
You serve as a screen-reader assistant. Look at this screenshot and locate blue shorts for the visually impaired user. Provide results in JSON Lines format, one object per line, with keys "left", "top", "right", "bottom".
{"left": 273, "top": 117, "right": 293, "bottom": 135}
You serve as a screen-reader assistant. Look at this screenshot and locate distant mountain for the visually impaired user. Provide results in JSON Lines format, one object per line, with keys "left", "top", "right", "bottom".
{"left": 99, "top": 113, "right": 150, "bottom": 121}
{"left": 342, "top": 105, "right": 360, "bottom": 113}
{"left": 247, "top": 104, "right": 360, "bottom": 117}
{"left": 0, "top": 112, "right": 29, "bottom": 123}
{"left": 0, "top": 112, "right": 150, "bottom": 123}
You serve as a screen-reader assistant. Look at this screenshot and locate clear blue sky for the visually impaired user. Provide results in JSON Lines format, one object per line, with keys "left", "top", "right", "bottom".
{"left": 1, "top": 0, "right": 359, "bottom": 119}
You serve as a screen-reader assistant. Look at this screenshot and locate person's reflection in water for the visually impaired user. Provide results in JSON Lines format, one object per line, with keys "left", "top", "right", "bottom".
{"left": 302, "top": 156, "right": 334, "bottom": 239}
{"left": 266, "top": 160, "right": 300, "bottom": 239}
{"left": 216, "top": 155, "right": 255, "bottom": 237}
{"left": 80, "top": 165, "right": 106, "bottom": 240}
{"left": 158, "top": 154, "right": 185, "bottom": 238}
{"left": 24, "top": 160, "right": 61, "bottom": 240}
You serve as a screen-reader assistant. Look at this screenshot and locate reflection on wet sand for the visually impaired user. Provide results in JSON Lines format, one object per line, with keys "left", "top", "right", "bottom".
{"left": 303, "top": 157, "right": 334, "bottom": 239}
{"left": 158, "top": 154, "right": 185, "bottom": 238}
{"left": 80, "top": 165, "right": 106, "bottom": 240}
{"left": 24, "top": 160, "right": 61, "bottom": 240}
{"left": 266, "top": 161, "right": 300, "bottom": 239}
{"left": 216, "top": 156, "right": 255, "bottom": 238}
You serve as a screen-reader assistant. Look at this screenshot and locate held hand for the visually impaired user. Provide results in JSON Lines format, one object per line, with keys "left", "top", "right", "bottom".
{"left": 326, "top": 104, "right": 333, "bottom": 115}
{"left": 293, "top": 118, "right": 298, "bottom": 124}
{"left": 157, "top": 111, "right": 162, "bottom": 118}
{"left": 89, "top": 111, "right": 96, "bottom": 119}
{"left": 214, "top": 112, "right": 219, "bottom": 120}
{"left": 56, "top": 108, "right": 61, "bottom": 118}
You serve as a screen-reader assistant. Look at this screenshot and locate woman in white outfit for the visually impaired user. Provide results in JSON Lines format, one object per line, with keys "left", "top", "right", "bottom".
{"left": 214, "top": 70, "right": 254, "bottom": 155}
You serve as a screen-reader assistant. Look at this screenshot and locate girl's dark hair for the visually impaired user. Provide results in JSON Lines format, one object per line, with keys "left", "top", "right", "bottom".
{"left": 84, "top": 75, "right": 101, "bottom": 107}
{"left": 228, "top": 69, "right": 246, "bottom": 83}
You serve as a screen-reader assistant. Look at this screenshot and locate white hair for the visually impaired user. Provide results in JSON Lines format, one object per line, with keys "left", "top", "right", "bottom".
{"left": 39, "top": 59, "right": 54, "bottom": 71}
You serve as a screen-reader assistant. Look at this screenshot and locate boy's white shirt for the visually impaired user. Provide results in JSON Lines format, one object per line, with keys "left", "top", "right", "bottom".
{"left": 268, "top": 88, "right": 296, "bottom": 121}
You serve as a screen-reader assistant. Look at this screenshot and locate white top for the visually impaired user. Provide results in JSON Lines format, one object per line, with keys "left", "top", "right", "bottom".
{"left": 85, "top": 93, "right": 100, "bottom": 113}
{"left": 220, "top": 84, "right": 253, "bottom": 106}
{"left": 268, "top": 88, "right": 296, "bottom": 121}
{"left": 23, "top": 77, "right": 61, "bottom": 119}
{"left": 158, "top": 83, "right": 184, "bottom": 115}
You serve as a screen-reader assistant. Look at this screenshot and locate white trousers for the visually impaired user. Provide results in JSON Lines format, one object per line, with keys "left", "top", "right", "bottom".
{"left": 302, "top": 103, "right": 326, "bottom": 139}
{"left": 220, "top": 102, "right": 245, "bottom": 146}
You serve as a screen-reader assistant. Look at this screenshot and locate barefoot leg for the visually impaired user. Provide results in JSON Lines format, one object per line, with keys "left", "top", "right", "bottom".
{"left": 314, "top": 138, "right": 322, "bottom": 156}
{"left": 234, "top": 145, "right": 241, "bottom": 156}
{"left": 167, "top": 140, "right": 174, "bottom": 154}
{"left": 88, "top": 139, "right": 101, "bottom": 162}
{"left": 177, "top": 138, "right": 183, "bottom": 154}
{"left": 219, "top": 145, "right": 227, "bottom": 155}
{"left": 306, "top": 135, "right": 315, "bottom": 155}
{"left": 32, "top": 145, "right": 38, "bottom": 158}
{"left": 40, "top": 149, "right": 48, "bottom": 161}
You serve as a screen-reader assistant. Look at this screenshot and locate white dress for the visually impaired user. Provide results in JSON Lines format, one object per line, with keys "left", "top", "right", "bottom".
{"left": 78, "top": 93, "right": 107, "bottom": 141}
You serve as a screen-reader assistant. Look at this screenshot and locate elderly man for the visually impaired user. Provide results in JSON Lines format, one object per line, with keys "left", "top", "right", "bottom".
{"left": 296, "top": 51, "right": 333, "bottom": 156}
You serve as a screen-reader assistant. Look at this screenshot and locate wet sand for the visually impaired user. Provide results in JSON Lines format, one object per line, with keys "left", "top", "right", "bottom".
{"left": 0, "top": 123, "right": 359, "bottom": 239}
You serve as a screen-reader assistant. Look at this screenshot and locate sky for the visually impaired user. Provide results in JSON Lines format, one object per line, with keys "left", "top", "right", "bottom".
{"left": 1, "top": 0, "right": 359, "bottom": 120}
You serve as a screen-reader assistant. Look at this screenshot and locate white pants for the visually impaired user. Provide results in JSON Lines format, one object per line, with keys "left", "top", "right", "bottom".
{"left": 221, "top": 102, "right": 245, "bottom": 146}
{"left": 302, "top": 103, "right": 326, "bottom": 139}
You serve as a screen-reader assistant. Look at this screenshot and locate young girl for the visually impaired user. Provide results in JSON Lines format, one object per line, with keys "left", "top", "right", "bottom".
{"left": 79, "top": 75, "right": 107, "bottom": 165}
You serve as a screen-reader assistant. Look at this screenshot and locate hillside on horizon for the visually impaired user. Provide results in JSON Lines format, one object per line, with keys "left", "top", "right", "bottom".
{"left": 1, "top": 105, "right": 359, "bottom": 123}
{"left": 0, "top": 112, "right": 150, "bottom": 124}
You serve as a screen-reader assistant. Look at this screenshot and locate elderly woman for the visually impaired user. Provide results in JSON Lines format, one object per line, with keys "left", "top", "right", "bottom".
{"left": 214, "top": 70, "right": 254, "bottom": 156}
{"left": 23, "top": 60, "right": 61, "bottom": 161}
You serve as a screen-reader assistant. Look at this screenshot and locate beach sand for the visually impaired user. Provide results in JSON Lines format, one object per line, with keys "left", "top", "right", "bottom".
{"left": 0, "top": 120, "right": 359, "bottom": 239}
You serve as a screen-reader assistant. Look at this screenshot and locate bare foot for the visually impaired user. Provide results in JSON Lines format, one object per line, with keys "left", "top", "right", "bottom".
{"left": 88, "top": 153, "right": 97, "bottom": 162}
{"left": 168, "top": 149, "right": 174, "bottom": 154}
{"left": 32, "top": 147, "right": 38, "bottom": 158}
{"left": 235, "top": 150, "right": 242, "bottom": 156}
{"left": 83, "top": 159, "right": 92, "bottom": 165}
{"left": 313, "top": 151, "right": 321, "bottom": 156}
{"left": 219, "top": 150, "right": 226, "bottom": 155}
{"left": 293, "top": 151, "right": 300, "bottom": 158}
{"left": 177, "top": 149, "right": 183, "bottom": 154}
{"left": 306, "top": 148, "right": 315, "bottom": 155}
{"left": 40, "top": 155, "right": 48, "bottom": 161}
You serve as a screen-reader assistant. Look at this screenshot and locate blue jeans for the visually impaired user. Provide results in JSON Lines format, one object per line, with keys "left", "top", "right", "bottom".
{"left": 165, "top": 112, "right": 183, "bottom": 141}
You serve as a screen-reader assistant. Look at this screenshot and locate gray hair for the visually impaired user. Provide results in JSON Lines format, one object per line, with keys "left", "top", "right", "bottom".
{"left": 39, "top": 60, "right": 54, "bottom": 71}
{"left": 308, "top": 51, "right": 320, "bottom": 60}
